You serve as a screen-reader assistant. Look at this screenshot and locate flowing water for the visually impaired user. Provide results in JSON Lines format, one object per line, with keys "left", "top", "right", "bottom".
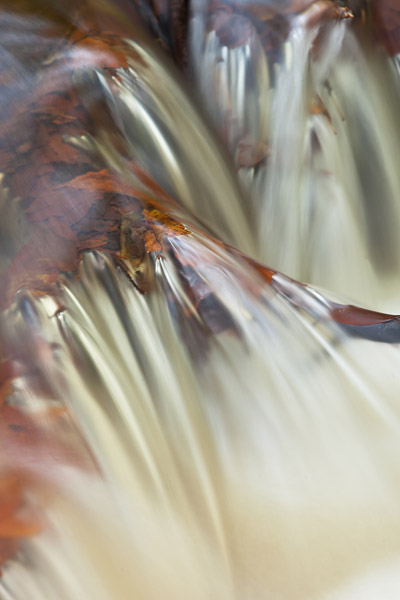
{"left": 191, "top": 1, "right": 400, "bottom": 310}
{"left": 1, "top": 2, "right": 400, "bottom": 599}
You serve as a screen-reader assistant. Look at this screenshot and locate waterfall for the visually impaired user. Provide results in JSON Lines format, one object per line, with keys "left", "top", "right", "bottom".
{"left": 1, "top": 1, "right": 400, "bottom": 598}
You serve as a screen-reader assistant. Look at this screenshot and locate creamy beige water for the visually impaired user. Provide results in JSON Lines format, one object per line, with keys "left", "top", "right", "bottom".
{"left": 2, "top": 244, "right": 400, "bottom": 600}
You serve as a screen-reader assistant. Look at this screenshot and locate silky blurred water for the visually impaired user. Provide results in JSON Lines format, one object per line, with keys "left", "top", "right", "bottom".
{"left": 2, "top": 2, "right": 400, "bottom": 599}
{"left": 191, "top": 1, "right": 400, "bottom": 311}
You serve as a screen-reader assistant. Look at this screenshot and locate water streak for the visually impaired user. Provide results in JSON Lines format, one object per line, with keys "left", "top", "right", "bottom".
{"left": 190, "top": 2, "right": 400, "bottom": 310}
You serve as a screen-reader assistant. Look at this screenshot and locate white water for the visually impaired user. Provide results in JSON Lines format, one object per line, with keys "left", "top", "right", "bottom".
{"left": 3, "top": 244, "right": 400, "bottom": 600}
{"left": 2, "top": 3, "right": 400, "bottom": 600}
{"left": 191, "top": 5, "right": 400, "bottom": 311}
